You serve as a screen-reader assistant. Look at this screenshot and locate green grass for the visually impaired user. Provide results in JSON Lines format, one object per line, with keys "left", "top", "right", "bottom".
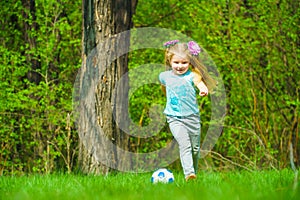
{"left": 0, "top": 169, "right": 298, "bottom": 200}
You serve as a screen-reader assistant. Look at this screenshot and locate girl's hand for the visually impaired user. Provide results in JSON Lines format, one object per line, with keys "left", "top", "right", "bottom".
{"left": 197, "top": 81, "right": 208, "bottom": 96}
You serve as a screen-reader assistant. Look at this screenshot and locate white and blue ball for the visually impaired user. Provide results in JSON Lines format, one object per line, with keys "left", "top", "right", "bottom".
{"left": 151, "top": 168, "right": 174, "bottom": 184}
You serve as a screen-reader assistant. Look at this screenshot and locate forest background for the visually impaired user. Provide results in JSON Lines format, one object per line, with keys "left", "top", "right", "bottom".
{"left": 0, "top": 0, "right": 299, "bottom": 175}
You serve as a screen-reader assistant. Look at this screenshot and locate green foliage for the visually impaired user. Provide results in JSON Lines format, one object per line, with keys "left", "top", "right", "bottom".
{"left": 132, "top": 0, "right": 299, "bottom": 170}
{"left": 0, "top": 0, "right": 81, "bottom": 175}
{"left": 1, "top": 0, "right": 299, "bottom": 174}
{"left": 128, "top": 50, "right": 171, "bottom": 153}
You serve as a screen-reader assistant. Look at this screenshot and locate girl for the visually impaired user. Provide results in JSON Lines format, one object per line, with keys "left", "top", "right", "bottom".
{"left": 159, "top": 40, "right": 216, "bottom": 181}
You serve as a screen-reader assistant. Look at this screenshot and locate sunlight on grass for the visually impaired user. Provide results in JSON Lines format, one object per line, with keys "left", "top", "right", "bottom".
{"left": 0, "top": 169, "right": 298, "bottom": 200}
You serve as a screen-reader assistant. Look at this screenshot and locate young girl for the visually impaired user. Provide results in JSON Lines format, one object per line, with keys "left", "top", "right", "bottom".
{"left": 159, "top": 40, "right": 216, "bottom": 181}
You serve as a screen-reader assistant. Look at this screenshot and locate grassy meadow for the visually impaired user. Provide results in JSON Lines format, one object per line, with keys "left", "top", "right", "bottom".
{"left": 0, "top": 169, "right": 298, "bottom": 200}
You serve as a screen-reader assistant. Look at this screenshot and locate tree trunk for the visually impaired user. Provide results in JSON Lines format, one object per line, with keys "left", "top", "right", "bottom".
{"left": 22, "top": 0, "right": 42, "bottom": 84}
{"left": 77, "top": 0, "right": 137, "bottom": 174}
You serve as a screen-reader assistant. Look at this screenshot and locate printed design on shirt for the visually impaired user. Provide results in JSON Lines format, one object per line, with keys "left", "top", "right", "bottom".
{"left": 168, "top": 85, "right": 180, "bottom": 112}
{"left": 170, "top": 96, "right": 178, "bottom": 105}
{"left": 167, "top": 77, "right": 192, "bottom": 112}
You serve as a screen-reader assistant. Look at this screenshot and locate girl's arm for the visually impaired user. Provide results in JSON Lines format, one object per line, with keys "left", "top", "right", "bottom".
{"left": 161, "top": 84, "right": 166, "bottom": 96}
{"left": 192, "top": 68, "right": 208, "bottom": 96}
{"left": 196, "top": 81, "right": 208, "bottom": 96}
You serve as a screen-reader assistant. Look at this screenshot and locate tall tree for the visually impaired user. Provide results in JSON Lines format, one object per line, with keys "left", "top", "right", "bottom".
{"left": 77, "top": 0, "right": 137, "bottom": 174}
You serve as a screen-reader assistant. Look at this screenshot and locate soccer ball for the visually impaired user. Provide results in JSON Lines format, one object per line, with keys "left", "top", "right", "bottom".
{"left": 151, "top": 168, "right": 174, "bottom": 184}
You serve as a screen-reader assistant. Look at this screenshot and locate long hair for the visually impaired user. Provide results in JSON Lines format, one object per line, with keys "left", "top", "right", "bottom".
{"left": 164, "top": 42, "right": 217, "bottom": 92}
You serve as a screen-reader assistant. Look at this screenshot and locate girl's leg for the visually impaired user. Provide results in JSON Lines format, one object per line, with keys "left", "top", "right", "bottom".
{"left": 185, "top": 115, "right": 201, "bottom": 174}
{"left": 167, "top": 117, "right": 194, "bottom": 177}
{"left": 191, "top": 133, "right": 200, "bottom": 173}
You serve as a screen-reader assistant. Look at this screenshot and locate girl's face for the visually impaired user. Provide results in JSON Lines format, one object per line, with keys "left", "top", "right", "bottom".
{"left": 170, "top": 54, "right": 190, "bottom": 75}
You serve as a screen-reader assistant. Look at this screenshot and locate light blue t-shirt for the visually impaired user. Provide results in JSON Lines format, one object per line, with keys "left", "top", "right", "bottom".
{"left": 159, "top": 70, "right": 199, "bottom": 116}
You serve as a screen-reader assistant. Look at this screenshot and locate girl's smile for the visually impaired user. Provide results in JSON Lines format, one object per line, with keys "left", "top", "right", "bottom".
{"left": 170, "top": 54, "right": 190, "bottom": 75}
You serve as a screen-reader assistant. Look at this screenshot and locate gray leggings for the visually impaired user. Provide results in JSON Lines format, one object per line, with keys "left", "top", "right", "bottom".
{"left": 167, "top": 114, "right": 201, "bottom": 177}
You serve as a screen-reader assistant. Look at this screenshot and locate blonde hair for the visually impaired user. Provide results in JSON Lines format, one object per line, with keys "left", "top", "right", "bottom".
{"left": 164, "top": 42, "right": 217, "bottom": 92}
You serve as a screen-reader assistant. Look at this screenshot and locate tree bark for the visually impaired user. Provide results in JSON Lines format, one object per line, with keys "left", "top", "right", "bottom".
{"left": 21, "top": 0, "right": 42, "bottom": 84}
{"left": 78, "top": 0, "right": 137, "bottom": 174}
